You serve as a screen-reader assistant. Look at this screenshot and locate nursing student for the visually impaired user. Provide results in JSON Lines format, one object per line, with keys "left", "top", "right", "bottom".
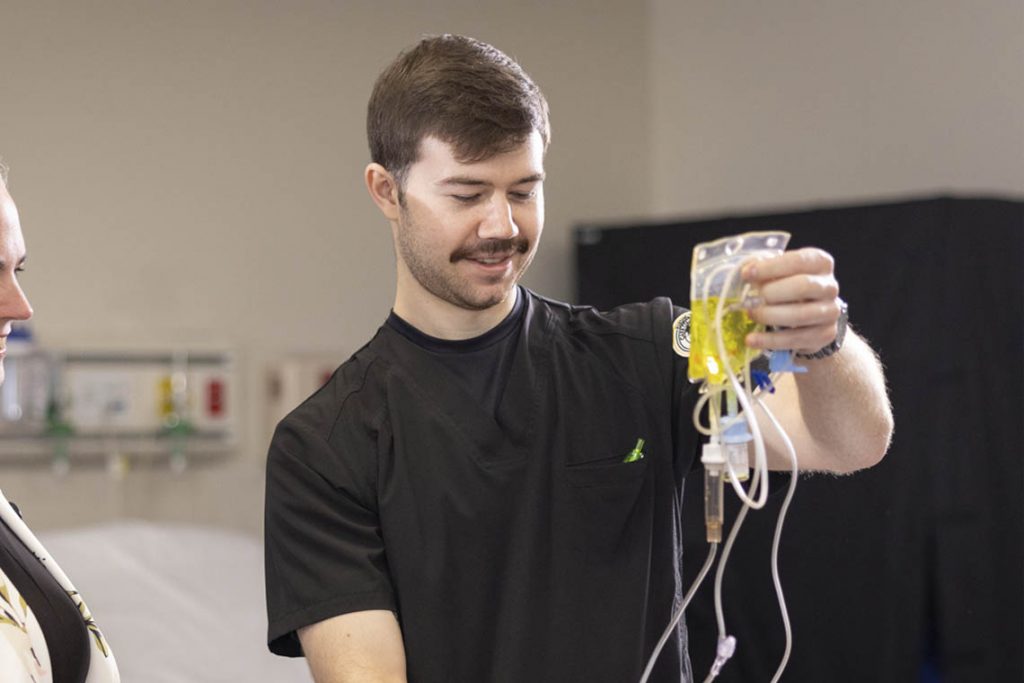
{"left": 0, "top": 161, "right": 120, "bottom": 683}
{"left": 264, "top": 36, "right": 893, "bottom": 683}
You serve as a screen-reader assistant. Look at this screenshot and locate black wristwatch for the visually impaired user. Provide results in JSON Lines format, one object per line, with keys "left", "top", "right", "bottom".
{"left": 795, "top": 298, "right": 848, "bottom": 360}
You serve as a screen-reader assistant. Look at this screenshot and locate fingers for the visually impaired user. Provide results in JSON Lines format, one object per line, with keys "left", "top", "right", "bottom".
{"left": 737, "top": 246, "right": 841, "bottom": 353}
{"left": 746, "top": 274, "right": 838, "bottom": 307}
{"left": 746, "top": 322, "right": 838, "bottom": 353}
{"left": 744, "top": 300, "right": 841, "bottom": 352}
{"left": 739, "top": 246, "right": 839, "bottom": 309}
{"left": 744, "top": 299, "right": 840, "bottom": 328}
{"left": 745, "top": 301, "right": 839, "bottom": 352}
{"left": 741, "top": 247, "right": 834, "bottom": 283}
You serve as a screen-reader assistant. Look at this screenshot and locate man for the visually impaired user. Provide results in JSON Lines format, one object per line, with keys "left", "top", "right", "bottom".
{"left": 264, "top": 35, "right": 892, "bottom": 682}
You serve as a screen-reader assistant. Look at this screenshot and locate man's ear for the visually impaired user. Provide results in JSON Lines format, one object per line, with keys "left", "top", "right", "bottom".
{"left": 365, "top": 163, "right": 401, "bottom": 221}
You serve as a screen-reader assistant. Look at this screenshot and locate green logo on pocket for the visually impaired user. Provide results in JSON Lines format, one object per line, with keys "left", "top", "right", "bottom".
{"left": 623, "top": 438, "right": 646, "bottom": 463}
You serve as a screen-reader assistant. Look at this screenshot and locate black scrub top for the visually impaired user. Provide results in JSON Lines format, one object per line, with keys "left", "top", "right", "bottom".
{"left": 265, "top": 289, "right": 701, "bottom": 682}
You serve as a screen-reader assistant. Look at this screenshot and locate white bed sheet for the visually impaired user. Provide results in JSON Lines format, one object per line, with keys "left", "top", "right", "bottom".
{"left": 39, "top": 521, "right": 310, "bottom": 683}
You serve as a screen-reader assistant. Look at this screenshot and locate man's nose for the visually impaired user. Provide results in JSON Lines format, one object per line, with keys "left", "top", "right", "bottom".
{"left": 478, "top": 197, "right": 519, "bottom": 240}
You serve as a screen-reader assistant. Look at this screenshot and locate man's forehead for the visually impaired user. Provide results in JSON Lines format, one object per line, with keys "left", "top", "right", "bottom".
{"left": 413, "top": 133, "right": 545, "bottom": 182}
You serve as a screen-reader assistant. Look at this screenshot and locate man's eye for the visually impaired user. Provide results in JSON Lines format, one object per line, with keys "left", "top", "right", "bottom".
{"left": 452, "top": 194, "right": 481, "bottom": 203}
{"left": 510, "top": 191, "right": 536, "bottom": 202}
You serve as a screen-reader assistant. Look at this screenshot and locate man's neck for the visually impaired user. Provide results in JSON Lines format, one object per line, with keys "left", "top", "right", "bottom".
{"left": 393, "top": 285, "right": 519, "bottom": 340}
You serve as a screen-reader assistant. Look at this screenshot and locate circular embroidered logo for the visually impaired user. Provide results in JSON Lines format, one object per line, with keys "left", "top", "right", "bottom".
{"left": 672, "top": 311, "right": 691, "bottom": 357}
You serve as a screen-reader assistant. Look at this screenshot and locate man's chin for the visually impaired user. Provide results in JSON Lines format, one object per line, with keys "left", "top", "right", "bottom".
{"left": 454, "top": 283, "right": 516, "bottom": 312}
{"left": 457, "top": 294, "right": 509, "bottom": 312}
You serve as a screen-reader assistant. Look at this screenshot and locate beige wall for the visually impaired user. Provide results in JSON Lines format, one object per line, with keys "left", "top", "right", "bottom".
{"left": 2, "top": 1, "right": 1022, "bottom": 534}
{"left": 0, "top": 1, "right": 651, "bottom": 533}
{"left": 649, "top": 0, "right": 1024, "bottom": 218}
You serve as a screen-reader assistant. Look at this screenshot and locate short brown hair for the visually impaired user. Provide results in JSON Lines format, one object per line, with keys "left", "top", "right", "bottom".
{"left": 367, "top": 34, "right": 550, "bottom": 185}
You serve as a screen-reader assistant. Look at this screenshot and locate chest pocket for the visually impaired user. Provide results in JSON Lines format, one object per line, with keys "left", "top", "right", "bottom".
{"left": 564, "top": 450, "right": 652, "bottom": 561}
{"left": 555, "top": 356, "right": 657, "bottom": 558}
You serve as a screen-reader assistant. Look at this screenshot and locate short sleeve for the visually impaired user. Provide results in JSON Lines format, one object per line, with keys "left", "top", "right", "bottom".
{"left": 657, "top": 300, "right": 703, "bottom": 481}
{"left": 659, "top": 301, "right": 793, "bottom": 492}
{"left": 264, "top": 414, "right": 395, "bottom": 657}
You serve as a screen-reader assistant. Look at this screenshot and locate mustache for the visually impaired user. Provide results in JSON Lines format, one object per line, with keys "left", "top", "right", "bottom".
{"left": 451, "top": 238, "right": 530, "bottom": 262}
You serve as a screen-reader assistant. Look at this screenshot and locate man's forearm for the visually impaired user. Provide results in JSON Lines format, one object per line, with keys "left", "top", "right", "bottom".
{"left": 786, "top": 329, "right": 893, "bottom": 472}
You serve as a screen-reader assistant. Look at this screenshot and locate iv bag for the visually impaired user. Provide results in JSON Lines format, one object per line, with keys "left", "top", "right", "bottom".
{"left": 688, "top": 231, "right": 790, "bottom": 384}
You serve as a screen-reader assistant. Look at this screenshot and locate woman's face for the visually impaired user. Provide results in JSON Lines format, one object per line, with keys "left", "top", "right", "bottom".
{"left": 0, "top": 186, "right": 33, "bottom": 385}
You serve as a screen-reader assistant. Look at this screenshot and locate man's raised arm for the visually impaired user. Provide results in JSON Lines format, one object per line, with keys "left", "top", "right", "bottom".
{"left": 739, "top": 248, "right": 894, "bottom": 472}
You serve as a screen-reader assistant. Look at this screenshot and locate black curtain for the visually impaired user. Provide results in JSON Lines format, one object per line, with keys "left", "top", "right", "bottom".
{"left": 575, "top": 196, "right": 1024, "bottom": 682}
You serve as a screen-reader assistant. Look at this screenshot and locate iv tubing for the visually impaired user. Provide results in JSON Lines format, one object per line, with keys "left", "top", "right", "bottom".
{"left": 638, "top": 542, "right": 719, "bottom": 683}
{"left": 703, "top": 391, "right": 799, "bottom": 683}
{"left": 709, "top": 263, "right": 769, "bottom": 510}
{"left": 757, "top": 396, "right": 799, "bottom": 683}
{"left": 657, "top": 247, "right": 798, "bottom": 683}
{"left": 711, "top": 454, "right": 763, "bottom": 637}
{"left": 698, "top": 257, "right": 798, "bottom": 682}
{"left": 692, "top": 385, "right": 728, "bottom": 436}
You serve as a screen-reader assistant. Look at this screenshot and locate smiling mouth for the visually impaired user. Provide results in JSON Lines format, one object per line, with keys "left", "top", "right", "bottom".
{"left": 452, "top": 238, "right": 529, "bottom": 265}
{"left": 469, "top": 254, "right": 512, "bottom": 265}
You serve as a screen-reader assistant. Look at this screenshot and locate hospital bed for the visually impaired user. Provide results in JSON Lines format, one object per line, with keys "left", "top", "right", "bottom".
{"left": 40, "top": 521, "right": 310, "bottom": 682}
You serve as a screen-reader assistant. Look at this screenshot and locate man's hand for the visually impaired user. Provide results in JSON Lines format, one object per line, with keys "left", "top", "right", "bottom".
{"left": 735, "top": 247, "right": 893, "bottom": 473}
{"left": 739, "top": 247, "right": 841, "bottom": 355}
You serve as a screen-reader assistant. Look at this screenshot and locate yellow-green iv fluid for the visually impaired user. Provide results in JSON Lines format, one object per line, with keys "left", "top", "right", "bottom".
{"left": 688, "top": 297, "right": 760, "bottom": 384}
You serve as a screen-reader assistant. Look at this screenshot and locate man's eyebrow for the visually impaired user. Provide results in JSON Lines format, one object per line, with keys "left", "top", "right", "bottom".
{"left": 437, "top": 172, "right": 545, "bottom": 187}
{"left": 438, "top": 176, "right": 487, "bottom": 187}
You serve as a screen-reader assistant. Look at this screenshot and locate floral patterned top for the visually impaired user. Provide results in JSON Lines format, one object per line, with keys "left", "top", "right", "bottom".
{"left": 0, "top": 490, "right": 119, "bottom": 683}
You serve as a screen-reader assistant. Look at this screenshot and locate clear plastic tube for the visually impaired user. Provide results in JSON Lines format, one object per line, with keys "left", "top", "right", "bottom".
{"left": 756, "top": 397, "right": 799, "bottom": 683}
{"left": 704, "top": 465, "right": 724, "bottom": 543}
{"left": 638, "top": 543, "right": 719, "bottom": 683}
{"left": 713, "top": 263, "right": 768, "bottom": 510}
{"left": 673, "top": 231, "right": 800, "bottom": 683}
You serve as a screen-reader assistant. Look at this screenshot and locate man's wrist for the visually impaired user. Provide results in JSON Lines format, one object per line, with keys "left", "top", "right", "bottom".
{"left": 795, "top": 298, "right": 848, "bottom": 360}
